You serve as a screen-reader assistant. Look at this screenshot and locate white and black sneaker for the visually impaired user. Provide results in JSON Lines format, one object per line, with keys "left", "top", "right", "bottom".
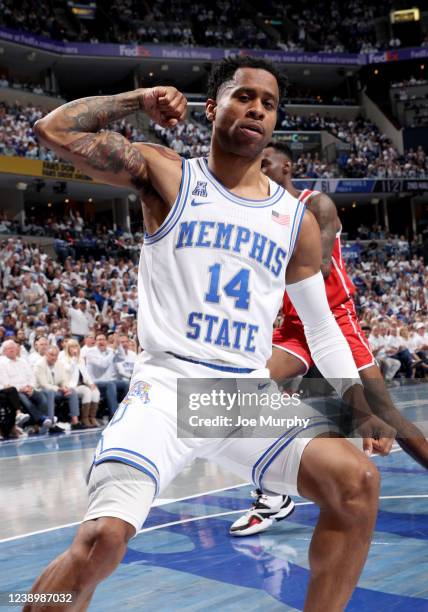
{"left": 230, "top": 489, "right": 295, "bottom": 537}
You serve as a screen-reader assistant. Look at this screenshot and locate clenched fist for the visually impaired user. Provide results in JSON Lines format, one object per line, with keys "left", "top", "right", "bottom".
{"left": 139, "top": 86, "right": 187, "bottom": 128}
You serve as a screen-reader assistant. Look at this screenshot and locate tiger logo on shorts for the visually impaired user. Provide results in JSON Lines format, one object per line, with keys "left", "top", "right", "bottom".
{"left": 120, "top": 381, "right": 152, "bottom": 408}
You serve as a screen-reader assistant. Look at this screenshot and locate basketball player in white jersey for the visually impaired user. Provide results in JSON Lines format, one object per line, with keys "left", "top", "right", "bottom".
{"left": 26, "top": 57, "right": 394, "bottom": 612}
{"left": 230, "top": 141, "right": 428, "bottom": 536}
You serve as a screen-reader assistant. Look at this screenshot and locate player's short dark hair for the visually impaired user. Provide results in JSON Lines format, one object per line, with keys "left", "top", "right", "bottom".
{"left": 207, "top": 57, "right": 286, "bottom": 101}
{"left": 267, "top": 140, "right": 294, "bottom": 162}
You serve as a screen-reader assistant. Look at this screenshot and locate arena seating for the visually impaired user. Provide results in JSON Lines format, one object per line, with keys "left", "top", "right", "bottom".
{"left": 1, "top": 0, "right": 426, "bottom": 53}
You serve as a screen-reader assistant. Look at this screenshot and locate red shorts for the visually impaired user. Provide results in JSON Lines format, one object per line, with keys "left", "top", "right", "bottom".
{"left": 272, "top": 299, "right": 375, "bottom": 373}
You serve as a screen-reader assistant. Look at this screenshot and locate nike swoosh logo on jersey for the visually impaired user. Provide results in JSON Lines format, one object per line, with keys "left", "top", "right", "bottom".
{"left": 191, "top": 199, "right": 212, "bottom": 206}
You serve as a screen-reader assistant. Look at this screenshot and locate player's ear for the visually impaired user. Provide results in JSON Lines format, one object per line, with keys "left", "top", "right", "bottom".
{"left": 283, "top": 159, "right": 292, "bottom": 175}
{"left": 206, "top": 98, "right": 217, "bottom": 123}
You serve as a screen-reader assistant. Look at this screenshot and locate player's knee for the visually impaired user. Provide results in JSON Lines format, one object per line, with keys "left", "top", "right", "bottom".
{"left": 333, "top": 458, "right": 380, "bottom": 517}
{"left": 92, "top": 519, "right": 133, "bottom": 560}
{"left": 71, "top": 519, "right": 133, "bottom": 584}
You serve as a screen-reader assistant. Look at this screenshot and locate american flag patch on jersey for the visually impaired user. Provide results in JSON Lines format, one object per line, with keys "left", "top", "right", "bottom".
{"left": 271, "top": 210, "right": 290, "bottom": 226}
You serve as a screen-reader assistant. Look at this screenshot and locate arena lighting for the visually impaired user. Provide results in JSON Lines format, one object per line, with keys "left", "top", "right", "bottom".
{"left": 421, "top": 65, "right": 425, "bottom": 70}
{"left": 128, "top": 193, "right": 137, "bottom": 202}
{"left": 65, "top": 198, "right": 70, "bottom": 203}
{"left": 371, "top": 198, "right": 380, "bottom": 204}
{"left": 88, "top": 197, "right": 93, "bottom": 202}
{"left": 192, "top": 65, "right": 201, "bottom": 72}
{"left": 149, "top": 72, "right": 154, "bottom": 77}
{"left": 374, "top": 69, "right": 379, "bottom": 75}
{"left": 161, "top": 64, "right": 169, "bottom": 71}
{"left": 16, "top": 182, "right": 28, "bottom": 191}
{"left": 352, "top": 202, "right": 357, "bottom": 208}
{"left": 390, "top": 8, "right": 420, "bottom": 23}
{"left": 47, "top": 202, "right": 52, "bottom": 207}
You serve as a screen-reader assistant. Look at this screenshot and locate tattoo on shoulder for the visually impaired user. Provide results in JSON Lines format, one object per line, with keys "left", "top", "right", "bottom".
{"left": 67, "top": 132, "right": 146, "bottom": 181}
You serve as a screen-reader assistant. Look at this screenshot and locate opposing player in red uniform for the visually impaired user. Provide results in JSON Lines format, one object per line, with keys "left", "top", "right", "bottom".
{"left": 231, "top": 141, "right": 428, "bottom": 536}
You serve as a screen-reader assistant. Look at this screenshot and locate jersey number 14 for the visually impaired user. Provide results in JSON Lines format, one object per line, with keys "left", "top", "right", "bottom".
{"left": 205, "top": 263, "right": 250, "bottom": 310}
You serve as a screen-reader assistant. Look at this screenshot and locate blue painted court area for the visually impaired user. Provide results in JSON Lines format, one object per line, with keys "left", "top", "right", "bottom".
{"left": 0, "top": 450, "right": 427, "bottom": 611}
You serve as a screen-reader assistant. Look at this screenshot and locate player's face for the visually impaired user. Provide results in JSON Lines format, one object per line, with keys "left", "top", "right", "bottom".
{"left": 208, "top": 68, "right": 279, "bottom": 158}
{"left": 261, "top": 147, "right": 292, "bottom": 184}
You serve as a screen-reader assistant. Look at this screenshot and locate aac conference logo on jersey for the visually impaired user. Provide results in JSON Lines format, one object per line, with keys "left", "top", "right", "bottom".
{"left": 191, "top": 181, "right": 210, "bottom": 206}
{"left": 192, "top": 181, "right": 208, "bottom": 197}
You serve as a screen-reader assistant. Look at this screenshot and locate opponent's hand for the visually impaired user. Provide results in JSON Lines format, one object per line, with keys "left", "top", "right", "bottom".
{"left": 359, "top": 415, "right": 396, "bottom": 457}
{"left": 139, "top": 87, "right": 187, "bottom": 128}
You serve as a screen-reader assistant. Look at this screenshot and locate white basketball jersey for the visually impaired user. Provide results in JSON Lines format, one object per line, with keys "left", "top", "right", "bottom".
{"left": 138, "top": 157, "right": 306, "bottom": 369}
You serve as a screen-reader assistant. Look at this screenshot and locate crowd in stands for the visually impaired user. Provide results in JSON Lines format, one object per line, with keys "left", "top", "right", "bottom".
{"left": 390, "top": 78, "right": 428, "bottom": 129}
{"left": 0, "top": 101, "right": 146, "bottom": 160}
{"left": 0, "top": 0, "right": 68, "bottom": 40}
{"left": 0, "top": 235, "right": 140, "bottom": 439}
{"left": 391, "top": 78, "right": 428, "bottom": 89}
{"left": 279, "top": 114, "right": 428, "bottom": 178}
{"left": 347, "top": 240, "right": 428, "bottom": 381}
{"left": 1, "top": 0, "right": 427, "bottom": 54}
{"left": 0, "top": 100, "right": 427, "bottom": 180}
{"left": 0, "top": 209, "right": 143, "bottom": 263}
{"left": 0, "top": 75, "right": 61, "bottom": 98}
{"left": 0, "top": 227, "right": 425, "bottom": 440}
{"left": 152, "top": 112, "right": 428, "bottom": 179}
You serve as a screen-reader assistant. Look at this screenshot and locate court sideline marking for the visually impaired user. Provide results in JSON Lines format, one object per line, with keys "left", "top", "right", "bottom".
{"left": 0, "top": 446, "right": 412, "bottom": 543}
{"left": 1, "top": 489, "right": 426, "bottom": 545}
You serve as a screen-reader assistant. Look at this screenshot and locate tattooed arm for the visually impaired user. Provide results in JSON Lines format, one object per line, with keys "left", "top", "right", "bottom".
{"left": 34, "top": 87, "right": 186, "bottom": 200}
{"left": 306, "top": 193, "right": 341, "bottom": 278}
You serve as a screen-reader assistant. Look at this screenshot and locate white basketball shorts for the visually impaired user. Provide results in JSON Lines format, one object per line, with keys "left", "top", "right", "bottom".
{"left": 84, "top": 351, "right": 335, "bottom": 532}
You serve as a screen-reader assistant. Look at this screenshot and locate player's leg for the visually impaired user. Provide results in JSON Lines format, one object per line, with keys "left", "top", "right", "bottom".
{"left": 26, "top": 359, "right": 182, "bottom": 611}
{"left": 229, "top": 344, "right": 308, "bottom": 536}
{"left": 335, "top": 302, "right": 428, "bottom": 468}
{"left": 297, "top": 436, "right": 380, "bottom": 612}
{"left": 24, "top": 462, "right": 155, "bottom": 612}
{"left": 268, "top": 345, "right": 308, "bottom": 381}
{"left": 220, "top": 416, "right": 380, "bottom": 610}
{"left": 360, "top": 364, "right": 428, "bottom": 468}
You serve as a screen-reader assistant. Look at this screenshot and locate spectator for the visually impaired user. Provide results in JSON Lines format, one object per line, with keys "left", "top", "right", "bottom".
{"left": 0, "top": 340, "right": 52, "bottom": 434}
{"left": 28, "top": 336, "right": 49, "bottom": 367}
{"left": 85, "top": 333, "right": 128, "bottom": 417}
{"left": 20, "top": 272, "right": 47, "bottom": 312}
{"left": 34, "top": 346, "right": 77, "bottom": 433}
{"left": 368, "top": 325, "right": 401, "bottom": 382}
{"left": 0, "top": 386, "right": 25, "bottom": 439}
{"left": 116, "top": 333, "right": 137, "bottom": 381}
{"left": 60, "top": 339, "right": 101, "bottom": 428}
{"left": 67, "top": 300, "right": 94, "bottom": 342}
{"left": 80, "top": 332, "right": 96, "bottom": 362}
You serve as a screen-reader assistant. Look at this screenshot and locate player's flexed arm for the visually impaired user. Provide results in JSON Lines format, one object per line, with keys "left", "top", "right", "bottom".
{"left": 34, "top": 87, "right": 186, "bottom": 231}
{"left": 286, "top": 211, "right": 395, "bottom": 456}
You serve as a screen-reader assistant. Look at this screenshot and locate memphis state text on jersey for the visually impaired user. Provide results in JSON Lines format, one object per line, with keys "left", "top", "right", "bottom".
{"left": 138, "top": 157, "right": 306, "bottom": 369}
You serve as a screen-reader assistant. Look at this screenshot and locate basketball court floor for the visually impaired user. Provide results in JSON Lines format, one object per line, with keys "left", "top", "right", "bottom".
{"left": 1, "top": 383, "right": 427, "bottom": 610}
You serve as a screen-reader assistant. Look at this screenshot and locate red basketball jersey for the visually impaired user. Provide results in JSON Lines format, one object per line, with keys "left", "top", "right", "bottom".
{"left": 281, "top": 189, "right": 356, "bottom": 322}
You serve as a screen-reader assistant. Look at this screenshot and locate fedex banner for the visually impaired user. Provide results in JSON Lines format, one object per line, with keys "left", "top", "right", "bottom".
{"left": 2, "top": 25, "right": 419, "bottom": 66}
